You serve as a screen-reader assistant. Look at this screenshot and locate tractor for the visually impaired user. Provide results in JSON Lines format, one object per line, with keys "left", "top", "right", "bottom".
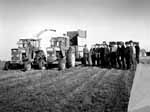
{"left": 4, "top": 38, "right": 46, "bottom": 70}
{"left": 46, "top": 29, "right": 87, "bottom": 68}
{"left": 46, "top": 36, "right": 69, "bottom": 68}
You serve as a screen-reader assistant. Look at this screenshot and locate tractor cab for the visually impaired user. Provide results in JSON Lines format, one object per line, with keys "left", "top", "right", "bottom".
{"left": 17, "top": 38, "right": 40, "bottom": 50}
{"left": 17, "top": 38, "right": 41, "bottom": 61}
{"left": 46, "top": 36, "right": 69, "bottom": 63}
{"left": 11, "top": 48, "right": 22, "bottom": 63}
{"left": 11, "top": 47, "right": 28, "bottom": 63}
{"left": 50, "top": 36, "right": 69, "bottom": 49}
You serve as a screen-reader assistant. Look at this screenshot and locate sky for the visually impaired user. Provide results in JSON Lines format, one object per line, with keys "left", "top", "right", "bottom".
{"left": 0, "top": 0, "right": 150, "bottom": 60}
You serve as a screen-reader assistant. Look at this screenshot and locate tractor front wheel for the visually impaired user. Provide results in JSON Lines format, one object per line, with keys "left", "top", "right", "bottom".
{"left": 24, "top": 62, "right": 31, "bottom": 71}
{"left": 39, "top": 59, "right": 46, "bottom": 70}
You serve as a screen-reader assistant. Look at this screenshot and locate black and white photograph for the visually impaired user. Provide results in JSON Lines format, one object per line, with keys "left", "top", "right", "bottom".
{"left": 0, "top": 0, "right": 150, "bottom": 111}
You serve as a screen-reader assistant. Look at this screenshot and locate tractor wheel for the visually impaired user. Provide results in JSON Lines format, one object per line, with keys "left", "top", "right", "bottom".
{"left": 39, "top": 59, "right": 46, "bottom": 70}
{"left": 24, "top": 62, "right": 31, "bottom": 71}
{"left": 66, "top": 53, "right": 75, "bottom": 68}
{"left": 58, "top": 58, "right": 66, "bottom": 70}
{"left": 4, "top": 61, "right": 10, "bottom": 70}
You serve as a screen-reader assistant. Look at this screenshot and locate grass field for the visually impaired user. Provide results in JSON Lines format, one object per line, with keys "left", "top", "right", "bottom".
{"left": 0, "top": 65, "right": 135, "bottom": 112}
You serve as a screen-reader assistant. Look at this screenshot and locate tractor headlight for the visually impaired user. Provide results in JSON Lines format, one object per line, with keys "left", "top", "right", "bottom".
{"left": 47, "top": 53, "right": 55, "bottom": 57}
{"left": 16, "top": 54, "right": 19, "bottom": 57}
{"left": 52, "top": 54, "right": 55, "bottom": 57}
{"left": 47, "top": 54, "right": 50, "bottom": 57}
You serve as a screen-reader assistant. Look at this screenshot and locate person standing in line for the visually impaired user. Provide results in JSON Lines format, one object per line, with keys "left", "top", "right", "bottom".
{"left": 102, "top": 41, "right": 106, "bottom": 68}
{"left": 120, "top": 42, "right": 126, "bottom": 69}
{"left": 135, "top": 42, "right": 140, "bottom": 64}
{"left": 91, "top": 46, "right": 96, "bottom": 66}
{"left": 97, "top": 45, "right": 101, "bottom": 66}
{"left": 94, "top": 45, "right": 99, "bottom": 66}
{"left": 116, "top": 41, "right": 122, "bottom": 69}
{"left": 125, "top": 41, "right": 131, "bottom": 69}
{"left": 88, "top": 48, "right": 93, "bottom": 66}
{"left": 104, "top": 43, "right": 110, "bottom": 68}
{"left": 109, "top": 42, "right": 112, "bottom": 68}
{"left": 110, "top": 42, "right": 117, "bottom": 68}
{"left": 83, "top": 44, "right": 89, "bottom": 66}
{"left": 129, "top": 40, "right": 136, "bottom": 70}
{"left": 100, "top": 44, "right": 105, "bottom": 68}
{"left": 107, "top": 44, "right": 111, "bottom": 68}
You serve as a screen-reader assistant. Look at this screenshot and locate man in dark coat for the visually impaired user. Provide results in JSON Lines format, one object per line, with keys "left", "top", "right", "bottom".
{"left": 135, "top": 42, "right": 140, "bottom": 64}
{"left": 120, "top": 42, "right": 126, "bottom": 69}
{"left": 104, "top": 44, "right": 110, "bottom": 68}
{"left": 100, "top": 41, "right": 109, "bottom": 68}
{"left": 91, "top": 47, "right": 96, "bottom": 66}
{"left": 117, "top": 41, "right": 122, "bottom": 69}
{"left": 125, "top": 41, "right": 131, "bottom": 69}
{"left": 110, "top": 42, "right": 117, "bottom": 68}
{"left": 100, "top": 44, "right": 105, "bottom": 68}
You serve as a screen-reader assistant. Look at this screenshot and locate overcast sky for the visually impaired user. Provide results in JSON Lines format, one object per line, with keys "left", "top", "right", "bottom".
{"left": 0, "top": 0, "right": 150, "bottom": 60}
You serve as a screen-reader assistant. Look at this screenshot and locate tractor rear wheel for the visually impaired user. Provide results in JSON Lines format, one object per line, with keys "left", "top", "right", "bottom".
{"left": 24, "top": 62, "right": 31, "bottom": 71}
{"left": 66, "top": 52, "right": 75, "bottom": 68}
{"left": 39, "top": 59, "right": 46, "bottom": 70}
{"left": 58, "top": 58, "right": 66, "bottom": 70}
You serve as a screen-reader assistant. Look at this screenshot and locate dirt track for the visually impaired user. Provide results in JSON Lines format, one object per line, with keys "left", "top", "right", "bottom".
{"left": 0, "top": 66, "right": 135, "bottom": 112}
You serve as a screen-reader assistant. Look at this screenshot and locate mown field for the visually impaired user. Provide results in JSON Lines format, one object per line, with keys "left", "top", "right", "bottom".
{"left": 0, "top": 65, "right": 135, "bottom": 112}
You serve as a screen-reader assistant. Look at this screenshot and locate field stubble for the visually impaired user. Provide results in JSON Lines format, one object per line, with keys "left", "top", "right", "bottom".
{"left": 0, "top": 65, "right": 135, "bottom": 112}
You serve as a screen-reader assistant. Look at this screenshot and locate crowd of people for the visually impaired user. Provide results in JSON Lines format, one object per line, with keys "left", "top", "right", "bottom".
{"left": 83, "top": 40, "right": 140, "bottom": 70}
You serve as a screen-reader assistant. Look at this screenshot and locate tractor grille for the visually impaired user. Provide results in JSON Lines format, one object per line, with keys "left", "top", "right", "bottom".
{"left": 56, "top": 51, "right": 61, "bottom": 58}
{"left": 11, "top": 56, "right": 20, "bottom": 61}
{"left": 11, "top": 53, "right": 20, "bottom": 61}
